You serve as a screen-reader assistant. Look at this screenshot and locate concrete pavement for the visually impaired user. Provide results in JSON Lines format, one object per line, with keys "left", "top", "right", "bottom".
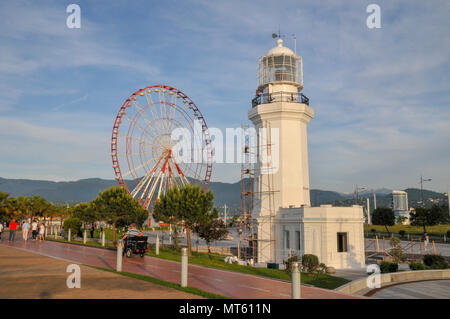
{"left": 372, "top": 280, "right": 450, "bottom": 299}
{"left": 0, "top": 245, "right": 200, "bottom": 299}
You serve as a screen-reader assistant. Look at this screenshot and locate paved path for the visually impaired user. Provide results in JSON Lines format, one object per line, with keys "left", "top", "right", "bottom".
{"left": 0, "top": 235, "right": 359, "bottom": 299}
{"left": 0, "top": 245, "right": 199, "bottom": 299}
{"left": 372, "top": 280, "right": 450, "bottom": 299}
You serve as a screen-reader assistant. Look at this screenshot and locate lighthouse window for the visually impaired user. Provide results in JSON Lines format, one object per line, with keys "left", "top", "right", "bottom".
{"left": 285, "top": 230, "right": 290, "bottom": 249}
{"left": 337, "top": 232, "right": 348, "bottom": 252}
{"left": 295, "top": 231, "right": 301, "bottom": 250}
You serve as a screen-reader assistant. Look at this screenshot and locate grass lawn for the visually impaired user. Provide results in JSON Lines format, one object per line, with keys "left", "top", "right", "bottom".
{"left": 364, "top": 224, "right": 450, "bottom": 236}
{"left": 89, "top": 266, "right": 228, "bottom": 299}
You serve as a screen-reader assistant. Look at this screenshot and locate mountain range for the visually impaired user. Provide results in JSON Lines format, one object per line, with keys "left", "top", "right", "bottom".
{"left": 0, "top": 177, "right": 447, "bottom": 215}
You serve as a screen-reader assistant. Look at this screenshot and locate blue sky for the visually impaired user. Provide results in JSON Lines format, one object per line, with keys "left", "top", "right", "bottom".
{"left": 0, "top": 0, "right": 449, "bottom": 193}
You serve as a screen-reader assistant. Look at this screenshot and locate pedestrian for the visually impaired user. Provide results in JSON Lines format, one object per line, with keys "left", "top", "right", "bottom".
{"left": 90, "top": 225, "right": 95, "bottom": 238}
{"left": 39, "top": 223, "right": 45, "bottom": 241}
{"left": 22, "top": 220, "right": 31, "bottom": 242}
{"left": 100, "top": 222, "right": 104, "bottom": 233}
{"left": 423, "top": 232, "right": 430, "bottom": 250}
{"left": 0, "top": 222, "right": 3, "bottom": 240}
{"left": 60, "top": 227, "right": 66, "bottom": 239}
{"left": 9, "top": 219, "right": 18, "bottom": 242}
{"left": 31, "top": 220, "right": 38, "bottom": 240}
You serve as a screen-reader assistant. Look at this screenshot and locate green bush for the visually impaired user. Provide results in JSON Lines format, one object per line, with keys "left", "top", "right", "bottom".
{"left": 423, "top": 254, "right": 449, "bottom": 269}
{"left": 284, "top": 255, "right": 300, "bottom": 274}
{"left": 302, "top": 254, "right": 319, "bottom": 273}
{"left": 446, "top": 230, "right": 450, "bottom": 238}
{"left": 399, "top": 230, "right": 406, "bottom": 238}
{"left": 63, "top": 217, "right": 82, "bottom": 234}
{"left": 409, "top": 261, "right": 428, "bottom": 271}
{"left": 380, "top": 261, "right": 398, "bottom": 273}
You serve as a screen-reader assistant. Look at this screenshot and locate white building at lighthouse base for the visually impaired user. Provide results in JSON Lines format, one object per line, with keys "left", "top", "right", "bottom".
{"left": 271, "top": 205, "right": 366, "bottom": 269}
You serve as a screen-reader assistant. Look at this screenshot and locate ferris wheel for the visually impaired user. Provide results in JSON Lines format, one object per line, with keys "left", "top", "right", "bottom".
{"left": 111, "top": 85, "right": 213, "bottom": 211}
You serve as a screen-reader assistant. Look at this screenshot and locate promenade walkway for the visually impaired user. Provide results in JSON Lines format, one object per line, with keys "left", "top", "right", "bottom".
{"left": 0, "top": 235, "right": 358, "bottom": 299}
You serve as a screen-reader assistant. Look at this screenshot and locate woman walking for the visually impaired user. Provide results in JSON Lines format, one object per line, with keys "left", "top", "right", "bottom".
{"left": 39, "top": 223, "right": 45, "bottom": 242}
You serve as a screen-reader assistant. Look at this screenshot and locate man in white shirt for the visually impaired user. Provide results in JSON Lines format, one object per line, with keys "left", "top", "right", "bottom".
{"left": 22, "top": 221, "right": 31, "bottom": 241}
{"left": 0, "top": 222, "right": 3, "bottom": 240}
{"left": 31, "top": 220, "right": 38, "bottom": 240}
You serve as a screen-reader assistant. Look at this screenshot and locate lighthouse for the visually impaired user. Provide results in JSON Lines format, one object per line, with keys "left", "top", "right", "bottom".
{"left": 248, "top": 38, "right": 366, "bottom": 269}
{"left": 249, "top": 38, "right": 313, "bottom": 212}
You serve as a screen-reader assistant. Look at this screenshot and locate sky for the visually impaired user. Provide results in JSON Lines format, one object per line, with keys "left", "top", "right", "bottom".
{"left": 0, "top": 0, "right": 449, "bottom": 193}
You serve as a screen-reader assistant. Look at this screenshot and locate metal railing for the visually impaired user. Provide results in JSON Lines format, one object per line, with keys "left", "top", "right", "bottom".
{"left": 252, "top": 92, "right": 309, "bottom": 108}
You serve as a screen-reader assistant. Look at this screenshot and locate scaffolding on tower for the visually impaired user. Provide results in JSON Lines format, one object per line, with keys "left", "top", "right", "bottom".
{"left": 239, "top": 122, "right": 278, "bottom": 264}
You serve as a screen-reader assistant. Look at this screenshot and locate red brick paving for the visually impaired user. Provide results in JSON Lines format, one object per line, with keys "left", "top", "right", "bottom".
{"left": 1, "top": 235, "right": 361, "bottom": 299}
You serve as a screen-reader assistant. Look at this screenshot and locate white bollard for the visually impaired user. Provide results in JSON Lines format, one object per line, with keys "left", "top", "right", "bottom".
{"left": 117, "top": 240, "right": 123, "bottom": 272}
{"left": 101, "top": 231, "right": 105, "bottom": 247}
{"left": 68, "top": 228, "right": 71, "bottom": 242}
{"left": 156, "top": 233, "right": 160, "bottom": 255}
{"left": 181, "top": 247, "right": 188, "bottom": 287}
{"left": 83, "top": 229, "right": 87, "bottom": 244}
{"left": 291, "top": 262, "right": 301, "bottom": 299}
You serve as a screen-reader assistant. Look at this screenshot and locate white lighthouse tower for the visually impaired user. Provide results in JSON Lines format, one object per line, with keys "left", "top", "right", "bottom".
{"left": 250, "top": 38, "right": 313, "bottom": 210}
{"left": 248, "top": 38, "right": 366, "bottom": 269}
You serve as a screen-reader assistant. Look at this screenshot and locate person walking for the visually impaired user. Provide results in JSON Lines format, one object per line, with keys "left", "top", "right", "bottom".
{"left": 0, "top": 222, "right": 3, "bottom": 240}
{"left": 31, "top": 220, "right": 38, "bottom": 240}
{"left": 423, "top": 232, "right": 430, "bottom": 250}
{"left": 22, "top": 220, "right": 31, "bottom": 242}
{"left": 9, "top": 219, "right": 18, "bottom": 242}
{"left": 90, "top": 225, "right": 95, "bottom": 239}
{"left": 39, "top": 223, "right": 45, "bottom": 242}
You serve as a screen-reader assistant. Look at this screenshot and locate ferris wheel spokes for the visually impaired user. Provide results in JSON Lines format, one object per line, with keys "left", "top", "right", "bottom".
{"left": 112, "top": 85, "right": 213, "bottom": 213}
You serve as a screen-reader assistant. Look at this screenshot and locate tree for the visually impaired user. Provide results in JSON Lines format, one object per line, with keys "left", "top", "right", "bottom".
{"left": 91, "top": 186, "right": 147, "bottom": 243}
{"left": 63, "top": 217, "right": 82, "bottom": 235}
{"left": 410, "top": 205, "right": 448, "bottom": 233}
{"left": 193, "top": 208, "right": 229, "bottom": 258}
{"left": 29, "top": 195, "right": 51, "bottom": 220}
{"left": 372, "top": 207, "right": 395, "bottom": 234}
{"left": 154, "top": 184, "right": 215, "bottom": 256}
{"left": 389, "top": 237, "right": 406, "bottom": 263}
{"left": 396, "top": 216, "right": 407, "bottom": 224}
{"left": 0, "top": 192, "right": 10, "bottom": 222}
{"left": 71, "top": 203, "right": 97, "bottom": 227}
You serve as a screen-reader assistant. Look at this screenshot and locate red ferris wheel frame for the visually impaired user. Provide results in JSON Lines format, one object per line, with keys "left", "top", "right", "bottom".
{"left": 111, "top": 84, "right": 213, "bottom": 210}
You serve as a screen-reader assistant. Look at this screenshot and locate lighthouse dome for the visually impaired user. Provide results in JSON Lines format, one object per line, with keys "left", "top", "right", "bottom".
{"left": 257, "top": 38, "right": 303, "bottom": 90}
{"left": 266, "top": 39, "right": 295, "bottom": 56}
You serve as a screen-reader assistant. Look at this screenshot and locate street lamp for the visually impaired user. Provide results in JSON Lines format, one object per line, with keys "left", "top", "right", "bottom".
{"left": 419, "top": 175, "right": 432, "bottom": 206}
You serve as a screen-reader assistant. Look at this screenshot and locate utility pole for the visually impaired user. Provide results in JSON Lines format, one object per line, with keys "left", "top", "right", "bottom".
{"left": 355, "top": 185, "right": 366, "bottom": 205}
{"left": 366, "top": 197, "right": 371, "bottom": 224}
{"left": 222, "top": 204, "right": 228, "bottom": 225}
{"left": 373, "top": 190, "right": 377, "bottom": 210}
{"left": 420, "top": 175, "right": 432, "bottom": 206}
{"left": 447, "top": 191, "right": 450, "bottom": 223}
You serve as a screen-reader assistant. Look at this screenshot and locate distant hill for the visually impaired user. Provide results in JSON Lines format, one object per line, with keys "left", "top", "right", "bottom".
{"left": 0, "top": 177, "right": 446, "bottom": 214}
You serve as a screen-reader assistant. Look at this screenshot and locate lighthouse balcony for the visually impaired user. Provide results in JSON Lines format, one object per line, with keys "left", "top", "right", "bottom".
{"left": 251, "top": 91, "right": 309, "bottom": 108}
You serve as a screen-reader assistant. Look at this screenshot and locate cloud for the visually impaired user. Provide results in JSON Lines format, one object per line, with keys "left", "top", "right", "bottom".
{"left": 0, "top": 0, "right": 449, "bottom": 193}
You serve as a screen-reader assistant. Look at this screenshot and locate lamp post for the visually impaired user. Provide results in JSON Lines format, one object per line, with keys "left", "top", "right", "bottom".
{"left": 446, "top": 192, "right": 450, "bottom": 223}
{"left": 419, "top": 175, "right": 432, "bottom": 206}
